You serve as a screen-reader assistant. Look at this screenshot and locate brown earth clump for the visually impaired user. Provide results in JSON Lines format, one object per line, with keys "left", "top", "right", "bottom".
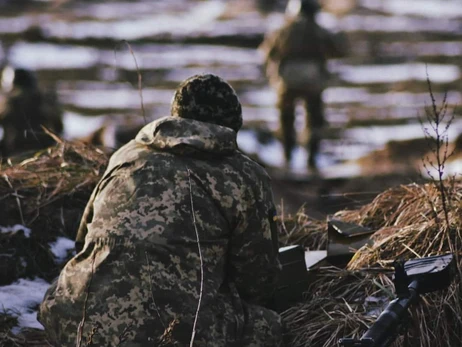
{"left": 0, "top": 139, "right": 108, "bottom": 284}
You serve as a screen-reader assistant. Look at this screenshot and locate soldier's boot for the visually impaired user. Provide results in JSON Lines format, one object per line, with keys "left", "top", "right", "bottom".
{"left": 307, "top": 128, "right": 321, "bottom": 170}
{"left": 280, "top": 110, "right": 296, "bottom": 166}
{"left": 277, "top": 89, "right": 297, "bottom": 167}
{"left": 305, "top": 93, "right": 325, "bottom": 171}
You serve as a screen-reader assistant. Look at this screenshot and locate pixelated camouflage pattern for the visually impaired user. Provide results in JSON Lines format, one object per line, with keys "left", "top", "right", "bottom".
{"left": 39, "top": 116, "right": 283, "bottom": 346}
{"left": 0, "top": 71, "right": 63, "bottom": 158}
{"left": 171, "top": 74, "right": 243, "bottom": 133}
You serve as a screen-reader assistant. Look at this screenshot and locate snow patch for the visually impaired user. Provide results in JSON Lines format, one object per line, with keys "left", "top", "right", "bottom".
{"left": 49, "top": 237, "right": 75, "bottom": 264}
{"left": 0, "top": 225, "right": 31, "bottom": 238}
{"left": 0, "top": 278, "right": 50, "bottom": 332}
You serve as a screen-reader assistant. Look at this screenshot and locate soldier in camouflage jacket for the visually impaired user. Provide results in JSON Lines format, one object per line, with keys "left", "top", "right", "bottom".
{"left": 0, "top": 67, "right": 63, "bottom": 159}
{"left": 259, "top": 0, "right": 347, "bottom": 170}
{"left": 39, "top": 74, "right": 284, "bottom": 346}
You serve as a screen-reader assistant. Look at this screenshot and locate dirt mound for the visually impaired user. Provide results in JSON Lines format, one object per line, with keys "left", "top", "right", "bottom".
{"left": 0, "top": 140, "right": 107, "bottom": 284}
{"left": 282, "top": 180, "right": 462, "bottom": 347}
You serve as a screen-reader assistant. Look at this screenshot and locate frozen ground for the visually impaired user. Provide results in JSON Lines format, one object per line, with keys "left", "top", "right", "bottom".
{"left": 0, "top": 278, "right": 49, "bottom": 332}
{"left": 0, "top": 232, "right": 74, "bottom": 332}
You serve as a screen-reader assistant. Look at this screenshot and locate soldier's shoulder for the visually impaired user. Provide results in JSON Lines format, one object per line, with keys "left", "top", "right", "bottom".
{"left": 234, "top": 151, "right": 271, "bottom": 181}
{"left": 106, "top": 139, "right": 179, "bottom": 173}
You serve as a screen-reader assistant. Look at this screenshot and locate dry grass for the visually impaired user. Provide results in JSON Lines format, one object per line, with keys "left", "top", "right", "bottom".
{"left": 277, "top": 209, "right": 327, "bottom": 251}
{"left": 0, "top": 139, "right": 107, "bottom": 237}
{"left": 0, "top": 140, "right": 108, "bottom": 346}
{"left": 283, "top": 269, "right": 391, "bottom": 346}
{"left": 0, "top": 327, "right": 54, "bottom": 347}
{"left": 282, "top": 181, "right": 462, "bottom": 347}
{"left": 0, "top": 140, "right": 108, "bottom": 283}
{"left": 0, "top": 138, "right": 107, "bottom": 209}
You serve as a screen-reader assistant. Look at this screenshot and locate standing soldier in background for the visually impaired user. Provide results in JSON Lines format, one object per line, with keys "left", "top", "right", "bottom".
{"left": 259, "top": 0, "right": 348, "bottom": 171}
{"left": 0, "top": 67, "right": 63, "bottom": 160}
{"left": 255, "top": 0, "right": 280, "bottom": 14}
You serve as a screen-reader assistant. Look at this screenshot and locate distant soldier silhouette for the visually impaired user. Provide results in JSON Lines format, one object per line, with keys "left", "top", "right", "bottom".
{"left": 255, "top": 0, "right": 280, "bottom": 14}
{"left": 259, "top": 0, "right": 347, "bottom": 170}
{"left": 0, "top": 67, "right": 63, "bottom": 159}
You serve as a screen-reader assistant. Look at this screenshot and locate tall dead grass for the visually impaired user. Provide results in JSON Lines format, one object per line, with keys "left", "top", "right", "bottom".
{"left": 0, "top": 140, "right": 108, "bottom": 346}
{"left": 282, "top": 181, "right": 462, "bottom": 347}
{"left": 0, "top": 139, "right": 107, "bottom": 237}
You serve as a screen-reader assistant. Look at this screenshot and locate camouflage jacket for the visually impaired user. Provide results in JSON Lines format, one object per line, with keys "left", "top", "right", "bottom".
{"left": 259, "top": 15, "right": 348, "bottom": 90}
{"left": 39, "top": 116, "right": 281, "bottom": 346}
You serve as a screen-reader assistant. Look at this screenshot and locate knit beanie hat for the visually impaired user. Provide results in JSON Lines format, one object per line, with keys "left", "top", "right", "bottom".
{"left": 171, "top": 74, "right": 243, "bottom": 132}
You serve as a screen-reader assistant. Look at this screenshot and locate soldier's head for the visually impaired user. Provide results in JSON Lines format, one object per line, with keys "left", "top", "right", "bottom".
{"left": 286, "top": 0, "right": 320, "bottom": 17}
{"left": 171, "top": 74, "right": 243, "bottom": 133}
{"left": 12, "top": 68, "right": 38, "bottom": 90}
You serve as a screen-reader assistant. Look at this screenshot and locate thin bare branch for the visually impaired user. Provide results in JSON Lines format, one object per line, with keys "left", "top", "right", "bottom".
{"left": 145, "top": 251, "right": 166, "bottom": 329}
{"left": 114, "top": 40, "right": 147, "bottom": 125}
{"left": 187, "top": 168, "right": 204, "bottom": 347}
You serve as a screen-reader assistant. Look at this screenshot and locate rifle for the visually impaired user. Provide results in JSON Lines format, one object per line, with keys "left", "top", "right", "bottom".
{"left": 339, "top": 253, "right": 456, "bottom": 347}
{"left": 273, "top": 219, "right": 456, "bottom": 345}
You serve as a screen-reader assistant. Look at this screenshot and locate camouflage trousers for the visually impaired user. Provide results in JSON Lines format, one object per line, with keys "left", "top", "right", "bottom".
{"left": 185, "top": 303, "right": 285, "bottom": 347}
{"left": 39, "top": 238, "right": 284, "bottom": 347}
{"left": 276, "top": 87, "right": 325, "bottom": 169}
{"left": 39, "top": 280, "right": 285, "bottom": 347}
{"left": 239, "top": 303, "right": 285, "bottom": 347}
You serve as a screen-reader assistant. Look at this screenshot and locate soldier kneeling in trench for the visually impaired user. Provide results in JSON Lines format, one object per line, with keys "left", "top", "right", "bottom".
{"left": 38, "top": 73, "right": 285, "bottom": 347}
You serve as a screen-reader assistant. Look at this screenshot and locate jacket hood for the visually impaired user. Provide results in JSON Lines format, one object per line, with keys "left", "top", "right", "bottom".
{"left": 135, "top": 116, "right": 237, "bottom": 155}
